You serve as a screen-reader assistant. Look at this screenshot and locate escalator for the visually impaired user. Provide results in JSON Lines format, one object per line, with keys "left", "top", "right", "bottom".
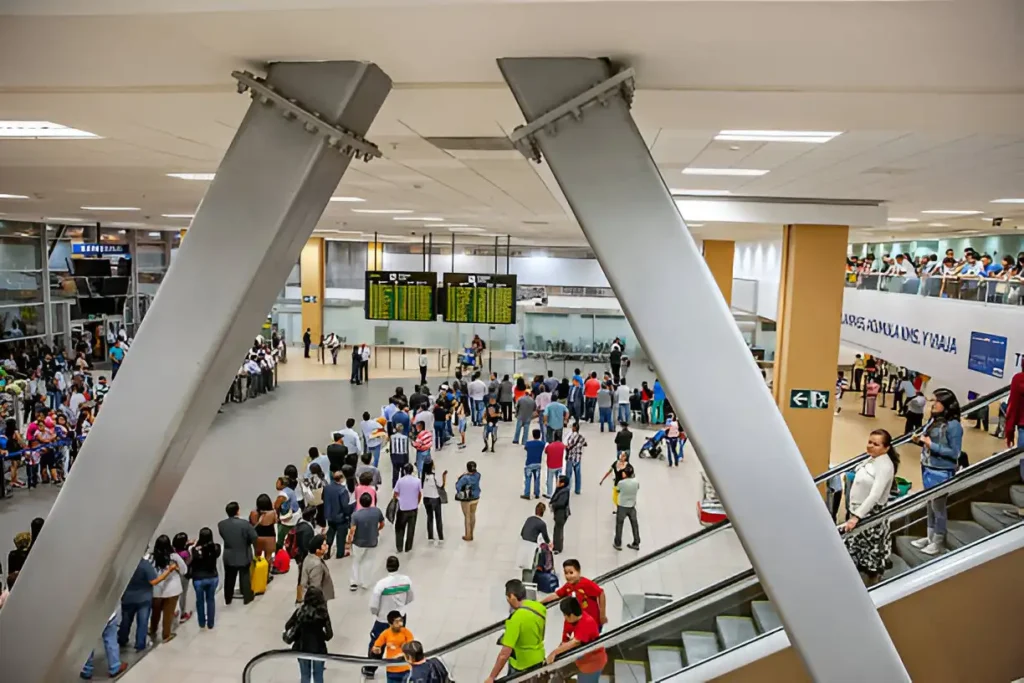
{"left": 241, "top": 385, "right": 1012, "bottom": 682}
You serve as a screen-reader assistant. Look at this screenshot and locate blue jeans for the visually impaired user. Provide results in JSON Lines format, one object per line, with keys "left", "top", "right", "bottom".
{"left": 82, "top": 612, "right": 121, "bottom": 678}
{"left": 666, "top": 437, "right": 681, "bottom": 466}
{"left": 386, "top": 672, "right": 409, "bottom": 683}
{"left": 923, "top": 466, "right": 954, "bottom": 536}
{"left": 565, "top": 460, "right": 582, "bottom": 494}
{"left": 523, "top": 464, "right": 541, "bottom": 497}
{"left": 584, "top": 397, "right": 597, "bottom": 422}
{"left": 299, "top": 658, "right": 326, "bottom": 683}
{"left": 434, "top": 423, "right": 446, "bottom": 449}
{"left": 577, "top": 672, "right": 602, "bottom": 683}
{"left": 617, "top": 404, "right": 629, "bottom": 425}
{"left": 546, "top": 466, "right": 562, "bottom": 497}
{"left": 118, "top": 600, "right": 151, "bottom": 650}
{"left": 483, "top": 422, "right": 498, "bottom": 445}
{"left": 513, "top": 419, "right": 531, "bottom": 444}
{"left": 368, "top": 443, "right": 382, "bottom": 468}
{"left": 416, "top": 449, "right": 430, "bottom": 476}
{"left": 193, "top": 576, "right": 219, "bottom": 628}
{"left": 599, "top": 407, "right": 613, "bottom": 432}
{"left": 472, "top": 399, "right": 485, "bottom": 425}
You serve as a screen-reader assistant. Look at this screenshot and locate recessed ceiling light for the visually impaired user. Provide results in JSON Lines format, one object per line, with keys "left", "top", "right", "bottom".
{"left": 687, "top": 223, "right": 705, "bottom": 227}
{"left": 0, "top": 121, "right": 99, "bottom": 139}
{"left": 682, "top": 168, "right": 768, "bottom": 177}
{"left": 148, "top": 231, "right": 162, "bottom": 237}
{"left": 955, "top": 230, "right": 982, "bottom": 235}
{"left": 117, "top": 230, "right": 126, "bottom": 234}
{"left": 351, "top": 209, "right": 414, "bottom": 214}
{"left": 920, "top": 209, "right": 983, "bottom": 215}
{"left": 109, "top": 222, "right": 144, "bottom": 228}
{"left": 990, "top": 198, "right": 1024, "bottom": 204}
{"left": 887, "top": 218, "right": 919, "bottom": 223}
{"left": 447, "top": 227, "right": 488, "bottom": 233}
{"left": 671, "top": 189, "right": 733, "bottom": 196}
{"left": 0, "top": 193, "right": 29, "bottom": 199}
{"left": 715, "top": 130, "right": 841, "bottom": 143}
{"left": 927, "top": 223, "right": 950, "bottom": 227}
{"left": 434, "top": 224, "right": 475, "bottom": 228}
{"left": 81, "top": 206, "right": 140, "bottom": 211}
{"left": 392, "top": 216, "right": 444, "bottom": 222}
{"left": 167, "top": 173, "right": 215, "bottom": 181}
{"left": 329, "top": 196, "right": 365, "bottom": 202}
{"left": 161, "top": 213, "right": 194, "bottom": 219}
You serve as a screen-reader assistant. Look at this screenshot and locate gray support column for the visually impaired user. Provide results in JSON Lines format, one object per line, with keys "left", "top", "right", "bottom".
{"left": 0, "top": 61, "right": 391, "bottom": 682}
{"left": 499, "top": 58, "right": 907, "bottom": 682}
{"left": 40, "top": 225, "right": 53, "bottom": 344}
{"left": 127, "top": 227, "right": 140, "bottom": 334}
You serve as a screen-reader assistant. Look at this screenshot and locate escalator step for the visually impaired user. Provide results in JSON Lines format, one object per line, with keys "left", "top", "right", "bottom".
{"left": 971, "top": 501, "right": 1020, "bottom": 533}
{"left": 1010, "top": 485, "right": 1024, "bottom": 509}
{"left": 681, "top": 631, "right": 721, "bottom": 666}
{"left": 750, "top": 601, "right": 782, "bottom": 633}
{"left": 716, "top": 616, "right": 758, "bottom": 650}
{"left": 613, "top": 659, "right": 648, "bottom": 682}
{"left": 882, "top": 553, "right": 911, "bottom": 580}
{"left": 894, "top": 535, "right": 946, "bottom": 567}
{"left": 945, "top": 520, "right": 990, "bottom": 549}
{"left": 647, "top": 646, "right": 683, "bottom": 680}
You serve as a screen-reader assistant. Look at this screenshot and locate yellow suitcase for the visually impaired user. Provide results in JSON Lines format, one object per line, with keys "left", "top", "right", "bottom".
{"left": 250, "top": 556, "right": 269, "bottom": 596}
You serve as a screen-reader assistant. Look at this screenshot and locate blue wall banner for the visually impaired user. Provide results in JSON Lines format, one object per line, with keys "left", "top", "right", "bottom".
{"left": 72, "top": 243, "right": 129, "bottom": 256}
{"left": 967, "top": 331, "right": 1008, "bottom": 378}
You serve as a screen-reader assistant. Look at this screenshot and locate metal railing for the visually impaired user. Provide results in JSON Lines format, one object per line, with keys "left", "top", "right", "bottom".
{"left": 846, "top": 271, "right": 1024, "bottom": 305}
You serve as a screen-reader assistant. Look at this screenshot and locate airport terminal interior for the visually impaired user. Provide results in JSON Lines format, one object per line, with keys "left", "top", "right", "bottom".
{"left": 0, "top": 1, "right": 1023, "bottom": 682}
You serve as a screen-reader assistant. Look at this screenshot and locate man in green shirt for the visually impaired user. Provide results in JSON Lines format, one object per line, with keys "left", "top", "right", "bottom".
{"left": 485, "top": 579, "right": 547, "bottom": 682}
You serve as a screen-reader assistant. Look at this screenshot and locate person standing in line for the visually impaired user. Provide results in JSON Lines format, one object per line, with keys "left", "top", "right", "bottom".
{"left": 323, "top": 472, "right": 353, "bottom": 559}
{"left": 412, "top": 422, "right": 433, "bottom": 476}
{"left": 483, "top": 396, "right": 501, "bottom": 452}
{"left": 583, "top": 372, "right": 600, "bottom": 423}
{"left": 360, "top": 343, "right": 371, "bottom": 382}
{"left": 544, "top": 396, "right": 570, "bottom": 443}
{"left": 904, "top": 392, "right": 927, "bottom": 434}
{"left": 651, "top": 379, "right": 666, "bottom": 424}
{"left": 484, "top": 580, "right": 547, "bottom": 683}
{"left": 550, "top": 475, "right": 571, "bottom": 555}
{"left": 218, "top": 501, "right": 257, "bottom": 605}
{"left": 596, "top": 382, "right": 614, "bottom": 433}
{"left": 513, "top": 390, "right": 535, "bottom": 445}
{"left": 117, "top": 556, "right": 176, "bottom": 651}
{"left": 535, "top": 385, "right": 553, "bottom": 441}
{"left": 498, "top": 374, "right": 515, "bottom": 421}
{"left": 665, "top": 414, "right": 683, "bottom": 467}
{"left": 609, "top": 345, "right": 622, "bottom": 384}
{"left": 371, "top": 612, "right": 415, "bottom": 683}
{"left": 81, "top": 608, "right": 129, "bottom": 680}
{"left": 347, "top": 493, "right": 385, "bottom": 590}
{"left": 148, "top": 535, "right": 185, "bottom": 644}
{"left": 283, "top": 586, "right": 333, "bottom": 683}
{"left": 544, "top": 437, "right": 565, "bottom": 499}
{"left": 298, "top": 535, "right": 335, "bottom": 603}
{"left": 356, "top": 452, "right": 383, "bottom": 490}
{"left": 516, "top": 502, "right": 551, "bottom": 569}
{"left": 863, "top": 376, "right": 881, "bottom": 417}
{"left": 521, "top": 429, "right": 545, "bottom": 500}
{"left": 432, "top": 399, "right": 449, "bottom": 451}
{"left": 364, "top": 556, "right": 415, "bottom": 679}
{"left": 852, "top": 354, "right": 865, "bottom": 391}
{"left": 393, "top": 464, "right": 422, "bottom": 553}
{"left": 488, "top": 372, "right": 500, "bottom": 399}
{"left": 615, "top": 422, "right": 633, "bottom": 460}
{"left": 421, "top": 459, "right": 447, "bottom": 545}
{"left": 274, "top": 476, "right": 300, "bottom": 551}
{"left": 843, "top": 429, "right": 898, "bottom": 585}
{"left": 350, "top": 344, "right": 362, "bottom": 385}
{"left": 452, "top": 397, "right": 468, "bottom": 450}
{"left": 468, "top": 372, "right": 488, "bottom": 426}
{"left": 339, "top": 418, "right": 362, "bottom": 458}
{"left": 564, "top": 422, "right": 588, "bottom": 495}
{"left": 303, "top": 328, "right": 312, "bottom": 358}
{"left": 911, "top": 388, "right": 963, "bottom": 555}
{"left": 613, "top": 465, "right": 640, "bottom": 551}
{"left": 614, "top": 381, "right": 631, "bottom": 425}
{"left": 455, "top": 462, "right": 481, "bottom": 541}
{"left": 389, "top": 424, "right": 410, "bottom": 488}
{"left": 418, "top": 348, "right": 429, "bottom": 386}
{"left": 189, "top": 527, "right": 221, "bottom": 631}
{"left": 567, "top": 378, "right": 584, "bottom": 426}
{"left": 361, "top": 412, "right": 385, "bottom": 468}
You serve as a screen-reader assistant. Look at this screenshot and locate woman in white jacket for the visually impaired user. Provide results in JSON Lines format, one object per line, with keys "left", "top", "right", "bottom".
{"left": 843, "top": 429, "right": 898, "bottom": 585}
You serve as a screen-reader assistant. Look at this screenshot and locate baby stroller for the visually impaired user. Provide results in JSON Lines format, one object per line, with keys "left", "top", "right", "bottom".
{"left": 638, "top": 429, "right": 666, "bottom": 460}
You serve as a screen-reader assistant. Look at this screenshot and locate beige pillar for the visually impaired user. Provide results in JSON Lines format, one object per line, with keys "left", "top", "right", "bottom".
{"left": 300, "top": 237, "right": 325, "bottom": 343}
{"left": 702, "top": 239, "right": 735, "bottom": 306}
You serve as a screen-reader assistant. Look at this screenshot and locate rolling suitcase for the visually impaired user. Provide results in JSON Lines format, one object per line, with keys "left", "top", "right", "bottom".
{"left": 250, "top": 556, "right": 269, "bottom": 595}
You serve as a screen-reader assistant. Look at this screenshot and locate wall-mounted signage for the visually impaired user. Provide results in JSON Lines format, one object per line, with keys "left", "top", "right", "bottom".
{"left": 968, "top": 331, "right": 1007, "bottom": 378}
{"left": 72, "top": 243, "right": 129, "bottom": 256}
{"left": 442, "top": 273, "right": 517, "bottom": 325}
{"left": 364, "top": 271, "right": 437, "bottom": 322}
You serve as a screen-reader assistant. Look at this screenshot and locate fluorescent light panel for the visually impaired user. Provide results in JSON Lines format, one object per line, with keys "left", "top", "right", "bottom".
{"left": 0, "top": 121, "right": 99, "bottom": 139}
{"left": 81, "top": 206, "right": 140, "bottom": 211}
{"left": 45, "top": 217, "right": 87, "bottom": 222}
{"left": 682, "top": 168, "right": 768, "bottom": 177}
{"left": 920, "top": 209, "right": 983, "bottom": 215}
{"left": 329, "top": 196, "right": 365, "bottom": 202}
{"left": 352, "top": 209, "right": 413, "bottom": 214}
{"left": 161, "top": 213, "right": 194, "bottom": 219}
{"left": 887, "top": 218, "right": 919, "bottom": 223}
{"left": 392, "top": 216, "right": 443, "bottom": 222}
{"left": 670, "top": 189, "right": 732, "bottom": 196}
{"left": 0, "top": 193, "right": 30, "bottom": 199}
{"left": 716, "top": 130, "right": 841, "bottom": 143}
{"left": 928, "top": 223, "right": 950, "bottom": 227}
{"left": 447, "top": 227, "right": 488, "bottom": 233}
{"left": 991, "top": 198, "right": 1024, "bottom": 204}
{"left": 167, "top": 173, "right": 215, "bottom": 181}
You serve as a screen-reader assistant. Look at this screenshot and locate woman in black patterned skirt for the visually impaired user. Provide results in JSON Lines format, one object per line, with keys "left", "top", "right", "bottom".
{"left": 843, "top": 429, "right": 898, "bottom": 585}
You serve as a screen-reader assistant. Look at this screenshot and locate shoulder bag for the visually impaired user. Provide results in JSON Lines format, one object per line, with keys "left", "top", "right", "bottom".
{"left": 436, "top": 474, "right": 449, "bottom": 505}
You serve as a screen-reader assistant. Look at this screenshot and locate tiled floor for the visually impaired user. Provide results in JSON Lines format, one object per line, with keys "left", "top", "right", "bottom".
{"left": 1, "top": 356, "right": 1009, "bottom": 681}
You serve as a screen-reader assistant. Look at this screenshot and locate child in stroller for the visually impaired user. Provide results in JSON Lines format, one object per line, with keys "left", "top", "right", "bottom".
{"left": 637, "top": 429, "right": 666, "bottom": 460}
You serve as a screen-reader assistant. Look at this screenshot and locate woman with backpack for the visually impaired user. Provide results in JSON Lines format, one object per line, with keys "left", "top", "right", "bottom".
{"left": 843, "top": 429, "right": 898, "bottom": 585}
{"left": 911, "top": 388, "right": 964, "bottom": 556}
{"left": 283, "top": 586, "right": 333, "bottom": 683}
{"left": 454, "top": 461, "right": 481, "bottom": 541}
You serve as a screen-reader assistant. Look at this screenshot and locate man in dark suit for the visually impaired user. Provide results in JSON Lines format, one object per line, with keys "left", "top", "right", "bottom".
{"left": 326, "top": 432, "right": 348, "bottom": 475}
{"left": 217, "top": 501, "right": 257, "bottom": 605}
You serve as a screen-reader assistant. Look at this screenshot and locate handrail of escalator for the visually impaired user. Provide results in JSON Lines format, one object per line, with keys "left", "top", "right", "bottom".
{"left": 242, "top": 384, "right": 1011, "bottom": 680}
{"left": 499, "top": 443, "right": 1024, "bottom": 683}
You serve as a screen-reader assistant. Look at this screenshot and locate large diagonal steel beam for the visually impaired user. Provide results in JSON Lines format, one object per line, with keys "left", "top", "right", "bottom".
{"left": 0, "top": 61, "right": 391, "bottom": 682}
{"left": 498, "top": 57, "right": 907, "bottom": 681}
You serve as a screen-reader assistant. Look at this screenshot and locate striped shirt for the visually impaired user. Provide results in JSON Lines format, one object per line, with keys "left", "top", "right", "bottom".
{"left": 390, "top": 433, "right": 409, "bottom": 457}
{"left": 565, "top": 431, "right": 588, "bottom": 463}
{"left": 413, "top": 429, "right": 433, "bottom": 453}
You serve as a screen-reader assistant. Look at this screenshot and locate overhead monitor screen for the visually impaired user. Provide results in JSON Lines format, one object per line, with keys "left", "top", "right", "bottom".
{"left": 442, "top": 272, "right": 517, "bottom": 325}
{"left": 364, "top": 271, "right": 437, "bottom": 322}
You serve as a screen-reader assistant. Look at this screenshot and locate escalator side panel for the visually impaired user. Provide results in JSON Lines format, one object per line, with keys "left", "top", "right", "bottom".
{"left": 710, "top": 545, "right": 1024, "bottom": 683}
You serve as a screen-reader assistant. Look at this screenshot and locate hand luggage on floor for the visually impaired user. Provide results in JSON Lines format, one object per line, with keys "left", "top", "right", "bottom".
{"left": 272, "top": 548, "right": 291, "bottom": 574}
{"left": 533, "top": 569, "right": 559, "bottom": 594}
{"left": 250, "top": 556, "right": 269, "bottom": 595}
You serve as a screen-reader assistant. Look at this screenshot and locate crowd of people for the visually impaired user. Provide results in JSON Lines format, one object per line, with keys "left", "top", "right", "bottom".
{"left": 847, "top": 248, "right": 1024, "bottom": 302}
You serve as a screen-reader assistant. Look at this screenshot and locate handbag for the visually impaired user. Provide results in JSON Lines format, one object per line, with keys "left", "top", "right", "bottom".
{"left": 385, "top": 497, "right": 398, "bottom": 524}
{"left": 434, "top": 474, "right": 449, "bottom": 504}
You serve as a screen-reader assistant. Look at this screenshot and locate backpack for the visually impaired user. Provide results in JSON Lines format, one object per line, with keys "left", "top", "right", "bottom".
{"left": 534, "top": 543, "right": 554, "bottom": 573}
{"left": 409, "top": 658, "right": 451, "bottom": 683}
{"left": 272, "top": 548, "right": 291, "bottom": 574}
{"left": 284, "top": 527, "right": 300, "bottom": 558}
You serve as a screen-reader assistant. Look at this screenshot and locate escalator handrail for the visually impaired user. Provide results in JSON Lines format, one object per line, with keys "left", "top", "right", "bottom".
{"left": 499, "top": 445, "right": 1024, "bottom": 683}
{"left": 241, "top": 385, "right": 1010, "bottom": 679}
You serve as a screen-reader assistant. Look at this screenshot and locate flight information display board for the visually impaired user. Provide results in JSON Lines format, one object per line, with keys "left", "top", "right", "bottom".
{"left": 364, "top": 271, "right": 437, "bottom": 322}
{"left": 443, "top": 273, "right": 517, "bottom": 325}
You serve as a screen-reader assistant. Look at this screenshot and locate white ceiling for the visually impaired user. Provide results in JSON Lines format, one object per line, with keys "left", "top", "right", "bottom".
{"left": 0, "top": 0, "right": 1022, "bottom": 245}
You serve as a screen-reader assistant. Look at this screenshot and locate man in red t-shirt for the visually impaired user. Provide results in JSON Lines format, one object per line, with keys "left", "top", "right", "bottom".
{"left": 583, "top": 372, "right": 601, "bottom": 423}
{"left": 545, "top": 597, "right": 607, "bottom": 681}
{"left": 545, "top": 559, "right": 607, "bottom": 628}
{"left": 544, "top": 440, "right": 566, "bottom": 498}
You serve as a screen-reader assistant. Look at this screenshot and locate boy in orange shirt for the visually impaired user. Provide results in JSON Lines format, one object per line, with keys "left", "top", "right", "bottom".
{"left": 372, "top": 611, "right": 414, "bottom": 682}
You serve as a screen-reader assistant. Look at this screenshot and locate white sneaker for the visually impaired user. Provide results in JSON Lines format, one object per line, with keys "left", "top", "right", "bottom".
{"left": 921, "top": 540, "right": 945, "bottom": 556}
{"left": 910, "top": 536, "right": 930, "bottom": 549}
